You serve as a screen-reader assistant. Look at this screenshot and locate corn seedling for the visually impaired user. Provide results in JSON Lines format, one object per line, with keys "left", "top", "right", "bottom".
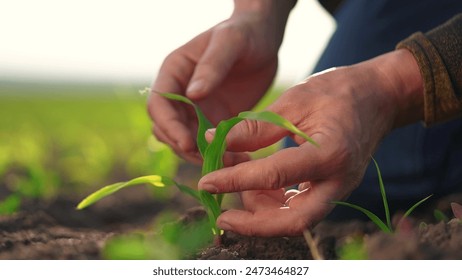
{"left": 0, "top": 193, "right": 21, "bottom": 215}
{"left": 77, "top": 92, "right": 316, "bottom": 237}
{"left": 333, "top": 158, "right": 433, "bottom": 233}
{"left": 336, "top": 236, "right": 368, "bottom": 260}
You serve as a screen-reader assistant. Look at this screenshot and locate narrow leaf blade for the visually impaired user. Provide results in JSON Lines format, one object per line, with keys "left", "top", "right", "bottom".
{"left": 159, "top": 92, "right": 194, "bottom": 105}
{"left": 372, "top": 158, "right": 391, "bottom": 230}
{"left": 402, "top": 194, "right": 433, "bottom": 220}
{"left": 199, "top": 190, "right": 222, "bottom": 235}
{"left": 333, "top": 201, "right": 392, "bottom": 233}
{"left": 202, "top": 116, "right": 242, "bottom": 176}
{"left": 77, "top": 175, "right": 200, "bottom": 209}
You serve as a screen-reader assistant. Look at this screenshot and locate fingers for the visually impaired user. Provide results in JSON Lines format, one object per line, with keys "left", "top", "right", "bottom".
{"left": 148, "top": 44, "right": 199, "bottom": 156}
{"left": 240, "top": 189, "right": 286, "bottom": 212}
{"left": 198, "top": 141, "right": 323, "bottom": 194}
{"left": 216, "top": 89, "right": 310, "bottom": 153}
{"left": 218, "top": 188, "right": 309, "bottom": 237}
{"left": 218, "top": 208, "right": 302, "bottom": 237}
{"left": 207, "top": 119, "right": 290, "bottom": 153}
{"left": 217, "top": 181, "right": 343, "bottom": 237}
{"left": 222, "top": 151, "right": 251, "bottom": 167}
{"left": 152, "top": 124, "right": 202, "bottom": 164}
{"left": 150, "top": 100, "right": 197, "bottom": 151}
{"left": 186, "top": 24, "right": 244, "bottom": 100}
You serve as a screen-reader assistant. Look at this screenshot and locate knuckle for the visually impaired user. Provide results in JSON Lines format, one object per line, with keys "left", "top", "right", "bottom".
{"left": 263, "top": 165, "right": 285, "bottom": 189}
{"left": 227, "top": 173, "right": 244, "bottom": 193}
{"left": 215, "top": 22, "right": 247, "bottom": 44}
{"left": 240, "top": 120, "right": 261, "bottom": 137}
{"left": 162, "top": 50, "right": 180, "bottom": 67}
{"left": 242, "top": 223, "right": 257, "bottom": 237}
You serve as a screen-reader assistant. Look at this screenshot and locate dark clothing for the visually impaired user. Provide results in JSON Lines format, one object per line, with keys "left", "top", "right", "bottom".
{"left": 289, "top": 0, "right": 462, "bottom": 220}
{"left": 398, "top": 14, "right": 462, "bottom": 125}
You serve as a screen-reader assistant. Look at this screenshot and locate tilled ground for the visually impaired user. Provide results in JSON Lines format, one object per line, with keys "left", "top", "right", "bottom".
{"left": 1, "top": 189, "right": 461, "bottom": 260}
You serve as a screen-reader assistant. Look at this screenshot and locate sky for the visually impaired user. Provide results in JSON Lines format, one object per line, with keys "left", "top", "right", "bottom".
{"left": 0, "top": 0, "right": 335, "bottom": 86}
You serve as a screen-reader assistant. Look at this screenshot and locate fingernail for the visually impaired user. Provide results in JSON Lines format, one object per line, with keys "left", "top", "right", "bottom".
{"left": 199, "top": 183, "right": 218, "bottom": 193}
{"left": 217, "top": 221, "right": 232, "bottom": 231}
{"left": 186, "top": 80, "right": 204, "bottom": 96}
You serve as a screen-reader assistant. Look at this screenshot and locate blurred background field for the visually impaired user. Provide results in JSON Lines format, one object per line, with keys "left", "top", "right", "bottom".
{"left": 0, "top": 81, "right": 180, "bottom": 213}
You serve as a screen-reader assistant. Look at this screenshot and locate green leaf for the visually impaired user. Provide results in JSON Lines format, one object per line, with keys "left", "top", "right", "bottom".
{"left": 0, "top": 193, "right": 21, "bottom": 215}
{"left": 396, "top": 194, "right": 433, "bottom": 230}
{"left": 333, "top": 201, "right": 392, "bottom": 233}
{"left": 199, "top": 190, "right": 222, "bottom": 235}
{"left": 159, "top": 93, "right": 213, "bottom": 157}
{"left": 433, "top": 209, "right": 449, "bottom": 222}
{"left": 337, "top": 236, "right": 368, "bottom": 260}
{"left": 158, "top": 92, "right": 194, "bottom": 105}
{"left": 202, "top": 111, "right": 318, "bottom": 177}
{"left": 402, "top": 194, "right": 433, "bottom": 220}
{"left": 202, "top": 116, "right": 242, "bottom": 176}
{"left": 77, "top": 175, "right": 200, "bottom": 210}
{"left": 372, "top": 158, "right": 392, "bottom": 231}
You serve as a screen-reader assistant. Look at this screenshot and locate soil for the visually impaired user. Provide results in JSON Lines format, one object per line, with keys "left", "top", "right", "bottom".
{"left": 1, "top": 170, "right": 462, "bottom": 260}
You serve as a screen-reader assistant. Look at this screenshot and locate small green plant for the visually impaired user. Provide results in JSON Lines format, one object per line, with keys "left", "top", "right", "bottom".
{"left": 333, "top": 158, "right": 433, "bottom": 233}
{"left": 0, "top": 193, "right": 21, "bottom": 215}
{"left": 336, "top": 236, "right": 368, "bottom": 260}
{"left": 77, "top": 92, "right": 316, "bottom": 237}
{"left": 433, "top": 209, "right": 449, "bottom": 223}
{"left": 102, "top": 212, "right": 213, "bottom": 259}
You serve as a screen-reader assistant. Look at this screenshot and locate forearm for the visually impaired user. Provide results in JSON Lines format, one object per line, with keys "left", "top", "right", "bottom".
{"left": 233, "top": 0, "right": 297, "bottom": 16}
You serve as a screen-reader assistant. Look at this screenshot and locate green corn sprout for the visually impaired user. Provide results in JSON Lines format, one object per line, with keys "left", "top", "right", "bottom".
{"left": 77, "top": 92, "right": 317, "bottom": 236}
{"left": 333, "top": 158, "right": 432, "bottom": 233}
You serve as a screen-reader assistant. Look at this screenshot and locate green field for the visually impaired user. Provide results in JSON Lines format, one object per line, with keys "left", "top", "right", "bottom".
{"left": 0, "top": 80, "right": 180, "bottom": 213}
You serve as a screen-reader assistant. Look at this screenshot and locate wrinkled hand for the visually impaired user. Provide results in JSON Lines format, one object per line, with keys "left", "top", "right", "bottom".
{"left": 148, "top": 3, "right": 293, "bottom": 164}
{"left": 198, "top": 50, "right": 424, "bottom": 236}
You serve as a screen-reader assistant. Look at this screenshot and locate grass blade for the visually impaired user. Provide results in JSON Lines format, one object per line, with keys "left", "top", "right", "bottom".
{"left": 396, "top": 194, "right": 433, "bottom": 230}
{"left": 199, "top": 190, "right": 222, "bottom": 235}
{"left": 202, "top": 117, "right": 242, "bottom": 176}
{"left": 371, "top": 158, "right": 392, "bottom": 231}
{"left": 402, "top": 194, "right": 433, "bottom": 220}
{"left": 333, "top": 201, "right": 392, "bottom": 233}
{"left": 77, "top": 175, "right": 200, "bottom": 210}
{"left": 159, "top": 93, "right": 213, "bottom": 157}
{"left": 158, "top": 92, "right": 194, "bottom": 106}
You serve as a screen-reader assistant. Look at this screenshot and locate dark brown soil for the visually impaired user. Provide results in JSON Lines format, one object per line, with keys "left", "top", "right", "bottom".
{"left": 1, "top": 181, "right": 462, "bottom": 260}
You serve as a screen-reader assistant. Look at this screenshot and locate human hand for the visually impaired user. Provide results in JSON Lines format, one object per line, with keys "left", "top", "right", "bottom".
{"left": 148, "top": 1, "right": 295, "bottom": 163}
{"left": 198, "top": 49, "right": 424, "bottom": 236}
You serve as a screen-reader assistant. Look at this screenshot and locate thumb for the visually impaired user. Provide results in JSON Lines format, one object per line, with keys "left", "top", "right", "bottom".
{"left": 186, "top": 30, "right": 243, "bottom": 100}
